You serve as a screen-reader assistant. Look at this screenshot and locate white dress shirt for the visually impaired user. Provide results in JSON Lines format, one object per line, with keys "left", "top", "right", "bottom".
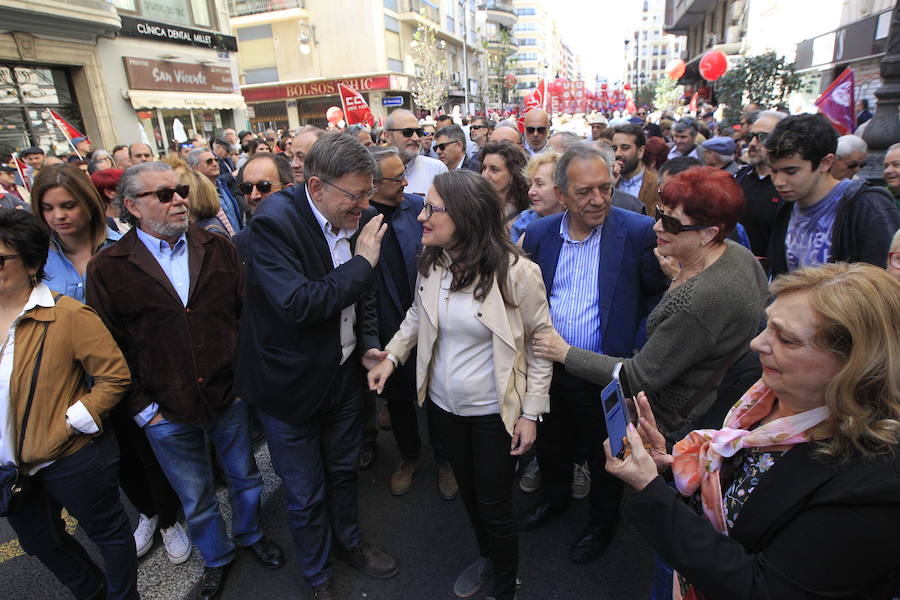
{"left": 404, "top": 154, "right": 448, "bottom": 195}
{"left": 428, "top": 269, "right": 499, "bottom": 417}
{"left": 306, "top": 187, "right": 358, "bottom": 364}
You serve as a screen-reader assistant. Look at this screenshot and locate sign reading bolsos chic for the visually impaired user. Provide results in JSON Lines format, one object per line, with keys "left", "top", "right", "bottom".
{"left": 242, "top": 76, "right": 394, "bottom": 102}
{"left": 123, "top": 57, "right": 234, "bottom": 94}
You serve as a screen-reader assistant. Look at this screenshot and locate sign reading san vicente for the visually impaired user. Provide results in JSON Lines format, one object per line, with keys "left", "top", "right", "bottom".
{"left": 123, "top": 57, "right": 234, "bottom": 94}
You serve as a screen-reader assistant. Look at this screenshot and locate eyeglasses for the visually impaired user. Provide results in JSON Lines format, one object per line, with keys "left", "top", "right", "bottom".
{"left": 744, "top": 131, "right": 769, "bottom": 144}
{"left": 470, "top": 125, "right": 487, "bottom": 131}
{"left": 238, "top": 180, "right": 274, "bottom": 195}
{"left": 204, "top": 157, "right": 217, "bottom": 165}
{"left": 655, "top": 205, "right": 709, "bottom": 235}
{"left": 134, "top": 184, "right": 190, "bottom": 203}
{"left": 845, "top": 160, "right": 868, "bottom": 170}
{"left": 525, "top": 126, "right": 547, "bottom": 135}
{"left": 321, "top": 179, "right": 376, "bottom": 202}
{"left": 378, "top": 175, "right": 406, "bottom": 184}
{"left": 422, "top": 201, "right": 448, "bottom": 219}
{"left": 889, "top": 252, "right": 900, "bottom": 270}
{"left": 387, "top": 127, "right": 425, "bottom": 138}
{"left": 432, "top": 141, "right": 461, "bottom": 153}
{"left": 0, "top": 254, "right": 20, "bottom": 270}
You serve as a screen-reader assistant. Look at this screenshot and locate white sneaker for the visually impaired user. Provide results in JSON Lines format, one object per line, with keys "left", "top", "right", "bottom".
{"left": 571, "top": 461, "right": 591, "bottom": 500}
{"left": 134, "top": 514, "right": 158, "bottom": 558}
{"left": 160, "top": 522, "right": 192, "bottom": 565}
{"left": 519, "top": 457, "right": 542, "bottom": 493}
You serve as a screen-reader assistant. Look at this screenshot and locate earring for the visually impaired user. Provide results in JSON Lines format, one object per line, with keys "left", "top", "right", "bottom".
{"left": 29, "top": 273, "right": 38, "bottom": 287}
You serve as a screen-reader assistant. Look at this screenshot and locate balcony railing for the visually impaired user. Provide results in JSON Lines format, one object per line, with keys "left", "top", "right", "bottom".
{"left": 400, "top": 0, "right": 439, "bottom": 23}
{"left": 226, "top": 0, "right": 304, "bottom": 17}
{"left": 482, "top": 0, "right": 514, "bottom": 13}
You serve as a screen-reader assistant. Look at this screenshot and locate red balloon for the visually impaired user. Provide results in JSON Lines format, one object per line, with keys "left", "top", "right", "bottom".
{"left": 666, "top": 59, "right": 686, "bottom": 80}
{"left": 623, "top": 83, "right": 631, "bottom": 91}
{"left": 699, "top": 50, "right": 728, "bottom": 81}
{"left": 326, "top": 106, "right": 343, "bottom": 124}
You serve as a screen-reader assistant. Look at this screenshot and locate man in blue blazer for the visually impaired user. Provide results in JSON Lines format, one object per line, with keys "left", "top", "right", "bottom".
{"left": 519, "top": 144, "right": 668, "bottom": 564}
{"left": 364, "top": 147, "right": 456, "bottom": 499}
{"left": 234, "top": 133, "right": 398, "bottom": 599}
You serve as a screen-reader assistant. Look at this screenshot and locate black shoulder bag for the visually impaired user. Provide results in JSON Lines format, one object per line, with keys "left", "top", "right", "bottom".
{"left": 0, "top": 320, "right": 49, "bottom": 516}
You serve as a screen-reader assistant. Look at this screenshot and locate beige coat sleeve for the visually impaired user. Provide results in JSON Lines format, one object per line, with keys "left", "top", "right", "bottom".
{"left": 515, "top": 260, "right": 553, "bottom": 416}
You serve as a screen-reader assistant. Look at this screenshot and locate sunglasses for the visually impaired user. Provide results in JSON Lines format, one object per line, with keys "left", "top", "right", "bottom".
{"left": 525, "top": 126, "right": 547, "bottom": 135}
{"left": 744, "top": 131, "right": 769, "bottom": 143}
{"left": 422, "top": 201, "right": 448, "bottom": 219}
{"left": 238, "top": 180, "right": 274, "bottom": 195}
{"left": 655, "top": 205, "right": 708, "bottom": 235}
{"left": 387, "top": 127, "right": 425, "bottom": 138}
{"left": 321, "top": 179, "right": 376, "bottom": 202}
{"left": 845, "top": 160, "right": 868, "bottom": 170}
{"left": 432, "top": 141, "right": 461, "bottom": 152}
{"left": 470, "top": 125, "right": 487, "bottom": 130}
{"left": 134, "top": 184, "right": 190, "bottom": 203}
{"left": 204, "top": 157, "right": 217, "bottom": 165}
{"left": 0, "top": 254, "right": 20, "bottom": 270}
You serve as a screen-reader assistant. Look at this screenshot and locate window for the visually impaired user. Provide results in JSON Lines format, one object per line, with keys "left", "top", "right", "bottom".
{"left": 516, "top": 7, "right": 536, "bottom": 15}
{"left": 385, "top": 15, "right": 400, "bottom": 33}
{"left": 237, "top": 24, "right": 272, "bottom": 41}
{"left": 385, "top": 30, "right": 402, "bottom": 61}
{"left": 520, "top": 38, "right": 537, "bottom": 46}
{"left": 446, "top": 15, "right": 455, "bottom": 33}
{"left": 112, "top": 0, "right": 217, "bottom": 29}
{"left": 244, "top": 67, "right": 278, "bottom": 85}
{"left": 515, "top": 22, "right": 536, "bottom": 31}
{"left": 388, "top": 58, "right": 403, "bottom": 72}
{"left": 384, "top": 0, "right": 398, "bottom": 10}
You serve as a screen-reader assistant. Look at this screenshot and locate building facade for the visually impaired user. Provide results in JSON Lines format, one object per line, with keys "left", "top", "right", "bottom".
{"left": 626, "top": 0, "right": 685, "bottom": 90}
{"left": 476, "top": 0, "right": 517, "bottom": 111}
{"left": 231, "top": 0, "right": 482, "bottom": 128}
{"left": 511, "top": 0, "right": 571, "bottom": 100}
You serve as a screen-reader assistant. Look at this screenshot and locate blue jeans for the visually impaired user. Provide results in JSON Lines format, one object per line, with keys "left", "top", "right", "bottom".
{"left": 6, "top": 432, "right": 138, "bottom": 600}
{"left": 144, "top": 398, "right": 263, "bottom": 567}
{"left": 257, "top": 360, "right": 363, "bottom": 587}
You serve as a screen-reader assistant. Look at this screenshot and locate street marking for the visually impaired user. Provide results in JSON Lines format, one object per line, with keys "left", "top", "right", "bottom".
{"left": 0, "top": 510, "right": 77, "bottom": 565}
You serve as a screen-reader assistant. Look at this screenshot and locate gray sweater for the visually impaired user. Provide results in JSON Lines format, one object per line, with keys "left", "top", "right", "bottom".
{"left": 565, "top": 240, "right": 768, "bottom": 432}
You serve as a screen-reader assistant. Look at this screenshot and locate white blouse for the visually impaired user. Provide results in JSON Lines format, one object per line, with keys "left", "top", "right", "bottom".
{"left": 428, "top": 269, "right": 499, "bottom": 417}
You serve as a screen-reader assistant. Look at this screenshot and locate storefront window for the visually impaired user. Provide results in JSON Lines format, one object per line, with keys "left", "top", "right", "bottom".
{"left": 0, "top": 64, "right": 85, "bottom": 154}
{"left": 113, "top": 0, "right": 217, "bottom": 30}
{"left": 249, "top": 101, "right": 289, "bottom": 132}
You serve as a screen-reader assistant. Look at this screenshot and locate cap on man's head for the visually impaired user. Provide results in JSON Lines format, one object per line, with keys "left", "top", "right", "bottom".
{"left": 21, "top": 147, "right": 45, "bottom": 157}
{"left": 71, "top": 136, "right": 88, "bottom": 145}
{"left": 701, "top": 136, "right": 736, "bottom": 155}
{"left": 589, "top": 114, "right": 608, "bottom": 125}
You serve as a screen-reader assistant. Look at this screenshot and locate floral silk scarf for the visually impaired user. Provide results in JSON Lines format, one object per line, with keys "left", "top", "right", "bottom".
{"left": 668, "top": 379, "right": 832, "bottom": 600}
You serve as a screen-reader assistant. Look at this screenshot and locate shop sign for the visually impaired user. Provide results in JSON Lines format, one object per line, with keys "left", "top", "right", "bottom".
{"left": 124, "top": 57, "right": 234, "bottom": 94}
{"left": 119, "top": 15, "right": 238, "bottom": 52}
{"left": 382, "top": 96, "right": 404, "bottom": 107}
{"left": 243, "top": 76, "right": 392, "bottom": 102}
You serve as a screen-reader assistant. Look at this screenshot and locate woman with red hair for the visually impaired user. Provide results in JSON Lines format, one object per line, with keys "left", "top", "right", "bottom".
{"left": 90, "top": 168, "right": 130, "bottom": 233}
{"left": 642, "top": 136, "right": 671, "bottom": 173}
{"left": 533, "top": 166, "right": 769, "bottom": 438}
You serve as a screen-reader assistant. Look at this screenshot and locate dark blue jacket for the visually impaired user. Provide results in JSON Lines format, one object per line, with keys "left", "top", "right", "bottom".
{"left": 234, "top": 184, "right": 379, "bottom": 425}
{"left": 522, "top": 207, "right": 668, "bottom": 358}
{"left": 373, "top": 194, "right": 423, "bottom": 345}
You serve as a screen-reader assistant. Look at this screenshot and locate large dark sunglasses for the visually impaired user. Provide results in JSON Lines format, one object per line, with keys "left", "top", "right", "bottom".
{"left": 432, "top": 141, "right": 461, "bottom": 152}
{"left": 387, "top": 127, "right": 424, "bottom": 138}
{"left": 0, "top": 254, "right": 20, "bottom": 270}
{"left": 655, "top": 205, "right": 708, "bottom": 235}
{"left": 204, "top": 157, "right": 217, "bottom": 165}
{"left": 470, "top": 125, "right": 487, "bottom": 131}
{"left": 238, "top": 180, "right": 274, "bottom": 195}
{"left": 744, "top": 131, "right": 769, "bottom": 144}
{"left": 845, "top": 160, "right": 868, "bottom": 170}
{"left": 134, "top": 184, "right": 190, "bottom": 203}
{"left": 525, "top": 126, "right": 547, "bottom": 135}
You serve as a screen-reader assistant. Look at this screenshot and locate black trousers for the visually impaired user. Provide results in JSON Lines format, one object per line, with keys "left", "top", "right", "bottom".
{"left": 364, "top": 360, "right": 447, "bottom": 464}
{"left": 110, "top": 407, "right": 181, "bottom": 529}
{"left": 537, "top": 365, "right": 623, "bottom": 529}
{"left": 430, "top": 400, "right": 517, "bottom": 600}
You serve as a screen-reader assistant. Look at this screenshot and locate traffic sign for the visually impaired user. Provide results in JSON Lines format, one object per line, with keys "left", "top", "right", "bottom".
{"left": 382, "top": 96, "right": 404, "bottom": 107}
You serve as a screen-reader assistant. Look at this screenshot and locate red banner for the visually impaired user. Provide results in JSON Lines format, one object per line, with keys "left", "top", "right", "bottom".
{"left": 815, "top": 68, "right": 855, "bottom": 135}
{"left": 518, "top": 78, "right": 546, "bottom": 133}
{"left": 337, "top": 83, "right": 375, "bottom": 127}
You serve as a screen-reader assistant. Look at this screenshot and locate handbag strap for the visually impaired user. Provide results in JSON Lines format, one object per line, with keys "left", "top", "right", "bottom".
{"left": 15, "top": 319, "right": 50, "bottom": 466}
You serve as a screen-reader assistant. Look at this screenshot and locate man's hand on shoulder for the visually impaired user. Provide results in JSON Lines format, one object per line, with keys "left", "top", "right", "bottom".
{"left": 355, "top": 214, "right": 387, "bottom": 267}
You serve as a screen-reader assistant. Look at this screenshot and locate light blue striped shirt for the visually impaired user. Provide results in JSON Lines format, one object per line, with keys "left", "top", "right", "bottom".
{"left": 548, "top": 212, "right": 603, "bottom": 353}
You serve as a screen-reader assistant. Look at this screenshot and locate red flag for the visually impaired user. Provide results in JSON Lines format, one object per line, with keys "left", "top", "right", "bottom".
{"left": 815, "top": 68, "right": 855, "bottom": 135}
{"left": 337, "top": 83, "right": 375, "bottom": 127}
{"left": 12, "top": 155, "right": 30, "bottom": 192}
{"left": 689, "top": 92, "right": 699, "bottom": 113}
{"left": 535, "top": 78, "right": 545, "bottom": 110}
{"left": 49, "top": 109, "right": 85, "bottom": 141}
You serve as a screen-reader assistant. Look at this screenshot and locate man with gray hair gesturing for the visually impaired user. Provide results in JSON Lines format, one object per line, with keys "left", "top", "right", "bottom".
{"left": 87, "top": 162, "right": 283, "bottom": 600}
{"left": 235, "top": 133, "right": 398, "bottom": 600}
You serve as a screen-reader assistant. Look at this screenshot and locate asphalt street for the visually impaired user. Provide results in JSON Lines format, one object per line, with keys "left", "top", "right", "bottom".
{"left": 1, "top": 399, "right": 655, "bottom": 600}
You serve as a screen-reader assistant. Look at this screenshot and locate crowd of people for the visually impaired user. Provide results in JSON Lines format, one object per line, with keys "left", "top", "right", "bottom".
{"left": 0, "top": 97, "right": 899, "bottom": 600}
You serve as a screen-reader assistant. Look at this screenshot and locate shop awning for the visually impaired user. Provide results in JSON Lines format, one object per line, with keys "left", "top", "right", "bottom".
{"left": 127, "top": 90, "right": 247, "bottom": 110}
